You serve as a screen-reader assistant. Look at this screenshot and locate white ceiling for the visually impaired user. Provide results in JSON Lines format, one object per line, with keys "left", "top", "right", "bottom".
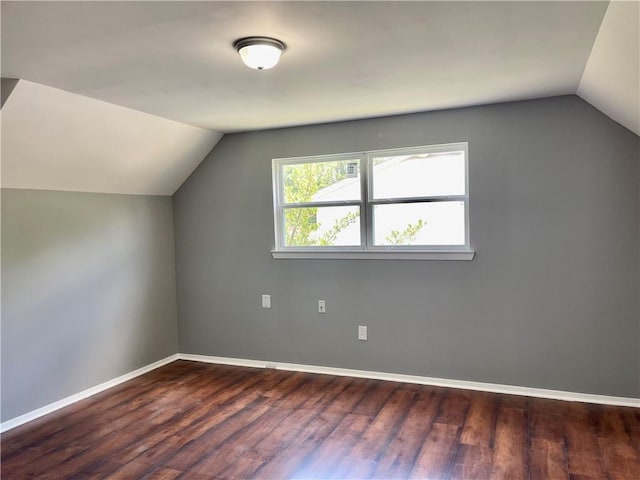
{"left": 1, "top": 1, "right": 638, "bottom": 196}
{"left": 2, "top": 1, "right": 613, "bottom": 133}
{"left": 1, "top": 80, "right": 221, "bottom": 195}
{"left": 578, "top": 0, "right": 640, "bottom": 136}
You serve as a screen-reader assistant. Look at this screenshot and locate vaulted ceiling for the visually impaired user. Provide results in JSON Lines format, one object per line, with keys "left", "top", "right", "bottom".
{"left": 1, "top": 79, "right": 221, "bottom": 195}
{"left": 1, "top": 1, "right": 638, "bottom": 195}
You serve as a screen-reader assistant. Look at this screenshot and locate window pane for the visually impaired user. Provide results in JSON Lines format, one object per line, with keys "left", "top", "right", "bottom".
{"left": 282, "top": 159, "right": 360, "bottom": 204}
{"left": 372, "top": 202, "right": 465, "bottom": 246}
{"left": 371, "top": 151, "right": 465, "bottom": 199}
{"left": 284, "top": 206, "right": 360, "bottom": 247}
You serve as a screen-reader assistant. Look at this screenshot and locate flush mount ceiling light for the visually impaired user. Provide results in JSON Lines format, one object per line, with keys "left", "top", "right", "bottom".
{"left": 233, "top": 36, "right": 286, "bottom": 70}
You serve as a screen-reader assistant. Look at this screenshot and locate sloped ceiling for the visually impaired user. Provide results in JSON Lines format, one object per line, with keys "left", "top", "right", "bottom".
{"left": 1, "top": 80, "right": 221, "bottom": 195}
{"left": 1, "top": 1, "right": 611, "bottom": 132}
{"left": 0, "top": 1, "right": 638, "bottom": 196}
{"left": 578, "top": 1, "right": 640, "bottom": 136}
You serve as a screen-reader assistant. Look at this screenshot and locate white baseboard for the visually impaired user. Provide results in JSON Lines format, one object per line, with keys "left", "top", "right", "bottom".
{"left": 178, "top": 353, "right": 640, "bottom": 408}
{"left": 3, "top": 352, "right": 637, "bottom": 433}
{"left": 0, "top": 354, "right": 180, "bottom": 433}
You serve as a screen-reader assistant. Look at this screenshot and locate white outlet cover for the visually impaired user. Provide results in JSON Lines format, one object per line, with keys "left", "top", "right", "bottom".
{"left": 358, "top": 325, "right": 368, "bottom": 341}
{"left": 262, "top": 294, "right": 271, "bottom": 309}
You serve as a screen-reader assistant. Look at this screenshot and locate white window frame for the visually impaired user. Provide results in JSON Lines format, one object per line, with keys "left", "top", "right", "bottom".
{"left": 271, "top": 142, "right": 475, "bottom": 260}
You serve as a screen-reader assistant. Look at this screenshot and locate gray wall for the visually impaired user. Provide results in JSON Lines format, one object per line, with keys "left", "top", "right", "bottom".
{"left": 1, "top": 189, "right": 178, "bottom": 421}
{"left": 173, "top": 95, "right": 640, "bottom": 398}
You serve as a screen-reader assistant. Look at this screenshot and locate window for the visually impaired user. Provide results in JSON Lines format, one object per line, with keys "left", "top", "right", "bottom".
{"left": 272, "top": 143, "right": 474, "bottom": 260}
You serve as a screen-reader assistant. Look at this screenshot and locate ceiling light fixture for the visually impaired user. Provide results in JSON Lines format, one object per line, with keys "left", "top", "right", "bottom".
{"left": 233, "top": 36, "right": 286, "bottom": 70}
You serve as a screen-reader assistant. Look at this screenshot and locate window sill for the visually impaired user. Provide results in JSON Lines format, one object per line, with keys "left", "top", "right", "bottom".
{"left": 271, "top": 250, "right": 475, "bottom": 261}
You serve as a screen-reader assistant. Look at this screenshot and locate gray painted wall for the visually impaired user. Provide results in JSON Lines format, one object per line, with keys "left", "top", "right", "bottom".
{"left": 174, "top": 95, "right": 640, "bottom": 398}
{"left": 1, "top": 189, "right": 178, "bottom": 421}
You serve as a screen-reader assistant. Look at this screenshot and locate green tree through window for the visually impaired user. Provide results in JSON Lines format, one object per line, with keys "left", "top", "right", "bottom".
{"left": 283, "top": 161, "right": 357, "bottom": 246}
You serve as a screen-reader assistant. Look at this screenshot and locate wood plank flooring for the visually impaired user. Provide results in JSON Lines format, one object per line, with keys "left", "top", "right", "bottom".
{"left": 2, "top": 360, "right": 639, "bottom": 479}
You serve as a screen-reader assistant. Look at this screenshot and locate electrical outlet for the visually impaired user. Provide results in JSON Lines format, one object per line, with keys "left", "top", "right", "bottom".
{"left": 318, "top": 300, "right": 326, "bottom": 314}
{"left": 358, "top": 325, "right": 368, "bottom": 341}
{"left": 261, "top": 294, "right": 271, "bottom": 309}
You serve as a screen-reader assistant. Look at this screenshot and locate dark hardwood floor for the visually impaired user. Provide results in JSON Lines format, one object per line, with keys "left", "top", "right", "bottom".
{"left": 2, "top": 360, "right": 639, "bottom": 479}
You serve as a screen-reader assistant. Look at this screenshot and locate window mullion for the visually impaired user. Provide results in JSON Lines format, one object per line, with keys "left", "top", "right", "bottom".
{"left": 366, "top": 153, "right": 374, "bottom": 249}
{"left": 360, "top": 154, "right": 368, "bottom": 250}
{"left": 369, "top": 195, "right": 467, "bottom": 205}
{"left": 282, "top": 200, "right": 361, "bottom": 208}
